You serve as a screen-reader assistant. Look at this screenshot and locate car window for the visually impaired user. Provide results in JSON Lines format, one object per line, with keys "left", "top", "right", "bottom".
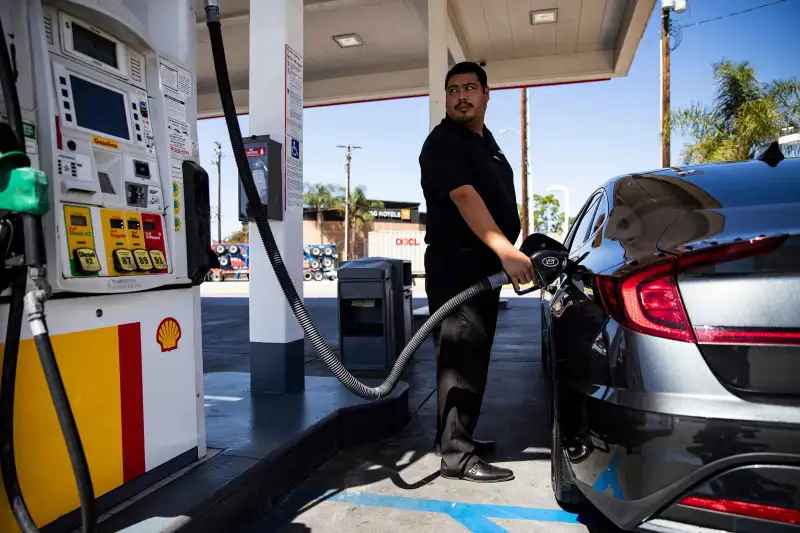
{"left": 587, "top": 195, "right": 609, "bottom": 248}
{"left": 568, "top": 195, "right": 601, "bottom": 254}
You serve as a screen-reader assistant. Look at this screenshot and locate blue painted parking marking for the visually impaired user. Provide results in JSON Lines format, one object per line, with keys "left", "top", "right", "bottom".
{"left": 325, "top": 490, "right": 579, "bottom": 532}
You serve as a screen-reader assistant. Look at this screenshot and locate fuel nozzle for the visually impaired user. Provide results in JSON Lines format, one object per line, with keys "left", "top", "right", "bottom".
{"left": 0, "top": 151, "right": 52, "bottom": 295}
{"left": 530, "top": 250, "right": 568, "bottom": 287}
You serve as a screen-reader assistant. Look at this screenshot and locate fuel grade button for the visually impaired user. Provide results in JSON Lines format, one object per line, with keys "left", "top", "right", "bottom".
{"left": 149, "top": 249, "right": 168, "bottom": 270}
{"left": 73, "top": 247, "right": 101, "bottom": 274}
{"left": 132, "top": 249, "right": 154, "bottom": 271}
{"left": 113, "top": 249, "right": 137, "bottom": 272}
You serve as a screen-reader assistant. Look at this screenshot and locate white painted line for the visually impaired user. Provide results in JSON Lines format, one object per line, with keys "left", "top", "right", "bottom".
{"left": 204, "top": 395, "right": 244, "bottom": 402}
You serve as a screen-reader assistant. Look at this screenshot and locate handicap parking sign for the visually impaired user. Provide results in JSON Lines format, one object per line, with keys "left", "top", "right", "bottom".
{"left": 291, "top": 138, "right": 300, "bottom": 159}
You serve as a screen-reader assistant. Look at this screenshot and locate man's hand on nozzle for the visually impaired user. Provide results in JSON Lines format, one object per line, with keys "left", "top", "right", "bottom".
{"left": 498, "top": 245, "right": 534, "bottom": 292}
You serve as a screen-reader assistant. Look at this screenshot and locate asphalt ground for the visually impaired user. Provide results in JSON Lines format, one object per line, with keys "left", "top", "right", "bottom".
{"left": 200, "top": 280, "right": 625, "bottom": 533}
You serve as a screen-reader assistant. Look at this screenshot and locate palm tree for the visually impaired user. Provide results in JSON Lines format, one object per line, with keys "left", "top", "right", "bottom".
{"left": 342, "top": 185, "right": 383, "bottom": 259}
{"left": 671, "top": 59, "right": 800, "bottom": 164}
{"left": 304, "top": 183, "right": 343, "bottom": 243}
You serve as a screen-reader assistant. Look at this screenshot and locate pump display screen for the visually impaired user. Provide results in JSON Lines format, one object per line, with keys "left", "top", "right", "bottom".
{"left": 143, "top": 220, "right": 156, "bottom": 231}
{"left": 69, "top": 75, "right": 130, "bottom": 140}
{"left": 72, "top": 23, "right": 118, "bottom": 68}
{"left": 69, "top": 214, "right": 88, "bottom": 226}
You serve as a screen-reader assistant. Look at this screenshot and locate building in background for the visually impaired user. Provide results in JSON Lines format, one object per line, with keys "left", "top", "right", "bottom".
{"left": 303, "top": 200, "right": 425, "bottom": 259}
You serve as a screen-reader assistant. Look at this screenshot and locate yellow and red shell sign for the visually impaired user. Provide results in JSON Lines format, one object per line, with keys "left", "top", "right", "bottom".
{"left": 0, "top": 323, "right": 146, "bottom": 532}
{"left": 156, "top": 317, "right": 182, "bottom": 352}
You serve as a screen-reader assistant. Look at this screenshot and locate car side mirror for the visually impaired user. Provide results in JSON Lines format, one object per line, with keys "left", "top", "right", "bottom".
{"left": 520, "top": 233, "right": 567, "bottom": 257}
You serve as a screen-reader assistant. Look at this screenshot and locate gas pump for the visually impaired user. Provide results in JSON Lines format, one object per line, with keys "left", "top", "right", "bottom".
{"left": 0, "top": 1, "right": 215, "bottom": 531}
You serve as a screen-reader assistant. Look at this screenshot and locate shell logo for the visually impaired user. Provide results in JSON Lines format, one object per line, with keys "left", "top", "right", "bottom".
{"left": 156, "top": 317, "right": 182, "bottom": 352}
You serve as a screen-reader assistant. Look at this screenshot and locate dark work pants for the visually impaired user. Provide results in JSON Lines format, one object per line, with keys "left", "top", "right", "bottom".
{"left": 425, "top": 247, "right": 502, "bottom": 474}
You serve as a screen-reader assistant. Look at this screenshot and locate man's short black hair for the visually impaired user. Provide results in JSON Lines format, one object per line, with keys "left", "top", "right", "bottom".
{"left": 445, "top": 61, "right": 488, "bottom": 89}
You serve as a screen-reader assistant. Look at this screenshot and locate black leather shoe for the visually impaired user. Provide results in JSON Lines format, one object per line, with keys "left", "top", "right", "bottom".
{"left": 441, "top": 459, "right": 514, "bottom": 483}
{"left": 434, "top": 439, "right": 495, "bottom": 457}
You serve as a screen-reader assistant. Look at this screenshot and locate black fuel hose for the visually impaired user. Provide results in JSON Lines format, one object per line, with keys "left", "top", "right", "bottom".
{"left": 204, "top": 3, "right": 512, "bottom": 400}
{"left": 0, "top": 267, "right": 37, "bottom": 533}
{"left": 25, "top": 292, "right": 96, "bottom": 533}
{"left": 0, "top": 17, "right": 96, "bottom": 533}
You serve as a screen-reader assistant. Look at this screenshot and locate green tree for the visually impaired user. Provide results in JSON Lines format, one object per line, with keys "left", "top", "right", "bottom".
{"left": 671, "top": 59, "right": 800, "bottom": 164}
{"left": 531, "top": 194, "right": 565, "bottom": 234}
{"left": 226, "top": 224, "right": 249, "bottom": 243}
{"left": 338, "top": 185, "right": 383, "bottom": 258}
{"left": 304, "top": 182, "right": 344, "bottom": 243}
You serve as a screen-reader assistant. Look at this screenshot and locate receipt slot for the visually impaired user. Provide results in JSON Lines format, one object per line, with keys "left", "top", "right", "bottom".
{"left": 238, "top": 135, "right": 283, "bottom": 222}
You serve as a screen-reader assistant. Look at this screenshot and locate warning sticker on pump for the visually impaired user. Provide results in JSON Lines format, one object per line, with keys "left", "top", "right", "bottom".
{"left": 159, "top": 61, "right": 193, "bottom": 98}
{"left": 164, "top": 92, "right": 192, "bottom": 156}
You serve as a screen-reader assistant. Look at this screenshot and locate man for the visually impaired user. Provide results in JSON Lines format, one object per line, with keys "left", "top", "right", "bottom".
{"left": 419, "top": 61, "right": 534, "bottom": 483}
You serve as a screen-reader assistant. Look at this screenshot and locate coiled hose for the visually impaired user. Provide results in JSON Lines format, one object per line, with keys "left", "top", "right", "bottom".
{"left": 204, "top": 4, "right": 512, "bottom": 400}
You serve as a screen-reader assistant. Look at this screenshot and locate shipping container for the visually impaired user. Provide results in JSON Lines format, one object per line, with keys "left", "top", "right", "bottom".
{"left": 367, "top": 230, "right": 427, "bottom": 277}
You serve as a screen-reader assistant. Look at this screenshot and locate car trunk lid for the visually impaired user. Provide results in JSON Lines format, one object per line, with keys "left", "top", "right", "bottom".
{"left": 659, "top": 201, "right": 800, "bottom": 396}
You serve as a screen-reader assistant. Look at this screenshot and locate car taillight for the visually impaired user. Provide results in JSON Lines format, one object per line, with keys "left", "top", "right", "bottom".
{"left": 680, "top": 495, "right": 800, "bottom": 525}
{"left": 694, "top": 326, "right": 800, "bottom": 345}
{"left": 597, "top": 235, "right": 792, "bottom": 345}
{"left": 597, "top": 259, "right": 695, "bottom": 343}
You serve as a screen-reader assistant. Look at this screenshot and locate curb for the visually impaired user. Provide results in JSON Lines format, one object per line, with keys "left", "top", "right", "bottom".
{"left": 97, "top": 383, "right": 410, "bottom": 533}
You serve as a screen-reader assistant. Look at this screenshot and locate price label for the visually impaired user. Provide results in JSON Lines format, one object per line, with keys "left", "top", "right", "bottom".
{"left": 133, "top": 249, "right": 154, "bottom": 271}
{"left": 74, "top": 248, "right": 101, "bottom": 273}
{"left": 149, "top": 250, "right": 168, "bottom": 270}
{"left": 114, "top": 249, "right": 137, "bottom": 272}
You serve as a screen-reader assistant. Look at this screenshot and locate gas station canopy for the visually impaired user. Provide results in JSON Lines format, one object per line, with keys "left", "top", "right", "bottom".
{"left": 195, "top": 0, "right": 656, "bottom": 117}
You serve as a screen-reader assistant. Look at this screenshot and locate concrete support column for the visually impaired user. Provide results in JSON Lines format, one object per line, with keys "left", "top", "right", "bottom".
{"left": 428, "top": 0, "right": 448, "bottom": 132}
{"left": 248, "top": 0, "right": 305, "bottom": 394}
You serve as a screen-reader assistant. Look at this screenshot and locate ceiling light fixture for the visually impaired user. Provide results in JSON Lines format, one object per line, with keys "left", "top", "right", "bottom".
{"left": 333, "top": 33, "right": 363, "bottom": 48}
{"left": 530, "top": 9, "right": 558, "bottom": 25}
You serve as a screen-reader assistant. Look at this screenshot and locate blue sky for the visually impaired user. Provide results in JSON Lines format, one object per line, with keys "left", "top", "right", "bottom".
{"left": 198, "top": 0, "right": 800, "bottom": 239}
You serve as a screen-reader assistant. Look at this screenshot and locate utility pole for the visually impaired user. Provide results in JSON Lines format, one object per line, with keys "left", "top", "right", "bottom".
{"left": 337, "top": 144, "right": 361, "bottom": 261}
{"left": 661, "top": 6, "right": 671, "bottom": 168}
{"left": 660, "top": 0, "right": 685, "bottom": 168}
{"left": 520, "top": 88, "right": 529, "bottom": 236}
{"left": 211, "top": 140, "right": 224, "bottom": 243}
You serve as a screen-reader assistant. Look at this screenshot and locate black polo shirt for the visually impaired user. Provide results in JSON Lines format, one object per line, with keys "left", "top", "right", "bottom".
{"left": 419, "top": 115, "right": 521, "bottom": 258}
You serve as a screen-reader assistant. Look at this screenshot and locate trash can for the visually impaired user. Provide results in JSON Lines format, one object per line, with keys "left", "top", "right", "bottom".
{"left": 337, "top": 258, "right": 413, "bottom": 375}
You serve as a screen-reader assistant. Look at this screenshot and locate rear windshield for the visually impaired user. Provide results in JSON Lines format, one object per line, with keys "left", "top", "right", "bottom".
{"left": 635, "top": 160, "right": 800, "bottom": 210}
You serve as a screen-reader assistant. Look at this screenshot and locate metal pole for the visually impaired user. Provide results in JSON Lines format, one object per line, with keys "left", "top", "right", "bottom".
{"left": 548, "top": 185, "right": 570, "bottom": 237}
{"left": 337, "top": 144, "right": 361, "bottom": 261}
{"left": 212, "top": 140, "right": 223, "bottom": 243}
{"left": 520, "top": 88, "right": 529, "bottom": 237}
{"left": 345, "top": 151, "right": 350, "bottom": 260}
{"left": 661, "top": 7, "right": 671, "bottom": 168}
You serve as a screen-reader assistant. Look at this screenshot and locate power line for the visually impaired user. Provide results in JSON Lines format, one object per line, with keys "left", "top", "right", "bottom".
{"left": 678, "top": 0, "right": 791, "bottom": 29}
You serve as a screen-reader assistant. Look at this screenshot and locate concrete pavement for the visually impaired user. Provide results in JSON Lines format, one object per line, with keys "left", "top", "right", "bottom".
{"left": 231, "top": 294, "right": 625, "bottom": 533}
